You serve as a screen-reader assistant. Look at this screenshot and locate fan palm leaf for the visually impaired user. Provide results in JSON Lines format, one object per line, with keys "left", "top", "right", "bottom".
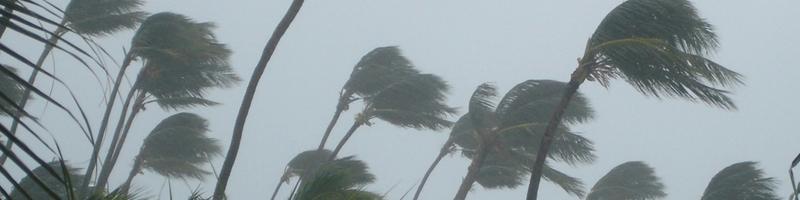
{"left": 700, "top": 162, "right": 779, "bottom": 200}
{"left": 586, "top": 161, "right": 666, "bottom": 200}
{"left": 119, "top": 113, "right": 221, "bottom": 194}
{"left": 526, "top": 1, "right": 742, "bottom": 199}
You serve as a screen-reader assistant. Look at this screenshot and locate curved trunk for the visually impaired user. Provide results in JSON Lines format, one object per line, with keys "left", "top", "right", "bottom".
{"left": 94, "top": 87, "right": 138, "bottom": 192}
{"left": 108, "top": 92, "right": 146, "bottom": 167}
{"left": 0, "top": 24, "right": 67, "bottom": 165}
{"left": 328, "top": 122, "right": 362, "bottom": 160}
{"left": 78, "top": 52, "right": 135, "bottom": 194}
{"left": 413, "top": 136, "right": 454, "bottom": 200}
{"left": 212, "top": 0, "right": 306, "bottom": 199}
{"left": 119, "top": 155, "right": 144, "bottom": 195}
{"left": 270, "top": 179, "right": 284, "bottom": 200}
{"left": 453, "top": 135, "right": 493, "bottom": 200}
{"left": 525, "top": 65, "right": 588, "bottom": 200}
{"left": 317, "top": 97, "right": 347, "bottom": 150}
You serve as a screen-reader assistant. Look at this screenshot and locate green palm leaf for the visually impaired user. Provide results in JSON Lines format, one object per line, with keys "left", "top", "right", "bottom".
{"left": 0, "top": 65, "right": 25, "bottom": 116}
{"left": 365, "top": 73, "right": 456, "bottom": 130}
{"left": 64, "top": 0, "right": 146, "bottom": 36}
{"left": 344, "top": 46, "right": 420, "bottom": 97}
{"left": 293, "top": 157, "right": 380, "bottom": 200}
{"left": 586, "top": 161, "right": 666, "bottom": 200}
{"left": 586, "top": 0, "right": 742, "bottom": 109}
{"left": 138, "top": 113, "right": 222, "bottom": 180}
{"left": 700, "top": 162, "right": 779, "bottom": 200}
{"left": 9, "top": 161, "right": 84, "bottom": 200}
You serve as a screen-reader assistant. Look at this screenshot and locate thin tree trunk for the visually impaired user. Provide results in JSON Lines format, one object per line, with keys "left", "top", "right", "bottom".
{"left": 317, "top": 97, "right": 347, "bottom": 150}
{"left": 270, "top": 179, "right": 285, "bottom": 200}
{"left": 287, "top": 178, "right": 301, "bottom": 200}
{"left": 94, "top": 87, "right": 138, "bottom": 192}
{"left": 413, "top": 136, "right": 454, "bottom": 200}
{"left": 119, "top": 155, "right": 143, "bottom": 195}
{"left": 212, "top": 0, "right": 306, "bottom": 199}
{"left": 453, "top": 135, "right": 493, "bottom": 200}
{"left": 0, "top": 24, "right": 67, "bottom": 165}
{"left": 78, "top": 52, "right": 135, "bottom": 195}
{"left": 328, "top": 122, "right": 361, "bottom": 160}
{"left": 525, "top": 65, "right": 588, "bottom": 200}
{"left": 108, "top": 92, "right": 145, "bottom": 167}
{"left": 792, "top": 169, "right": 799, "bottom": 200}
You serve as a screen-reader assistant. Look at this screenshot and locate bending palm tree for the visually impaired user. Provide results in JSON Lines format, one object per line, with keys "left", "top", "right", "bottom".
{"left": 585, "top": 161, "right": 666, "bottom": 200}
{"left": 292, "top": 155, "right": 382, "bottom": 200}
{"left": 119, "top": 113, "right": 222, "bottom": 194}
{"left": 0, "top": 0, "right": 146, "bottom": 165}
{"left": 94, "top": 12, "right": 239, "bottom": 192}
{"left": 451, "top": 80, "right": 594, "bottom": 200}
{"left": 328, "top": 72, "right": 456, "bottom": 159}
{"left": 700, "top": 162, "right": 779, "bottom": 200}
{"left": 525, "top": 1, "right": 743, "bottom": 199}
{"left": 317, "top": 46, "right": 418, "bottom": 150}
{"left": 213, "top": 1, "right": 305, "bottom": 198}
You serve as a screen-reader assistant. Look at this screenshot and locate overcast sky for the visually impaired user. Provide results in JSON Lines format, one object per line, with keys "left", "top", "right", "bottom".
{"left": 4, "top": 0, "right": 800, "bottom": 199}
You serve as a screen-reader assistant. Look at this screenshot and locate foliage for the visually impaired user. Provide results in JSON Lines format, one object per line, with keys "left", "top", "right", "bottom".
{"left": 292, "top": 156, "right": 381, "bottom": 200}
{"left": 138, "top": 113, "right": 222, "bottom": 180}
{"left": 586, "top": 161, "right": 666, "bottom": 200}
{"left": 64, "top": 0, "right": 147, "bottom": 36}
{"left": 9, "top": 161, "right": 83, "bottom": 200}
{"left": 0, "top": 65, "right": 25, "bottom": 116}
{"left": 700, "top": 162, "right": 779, "bottom": 200}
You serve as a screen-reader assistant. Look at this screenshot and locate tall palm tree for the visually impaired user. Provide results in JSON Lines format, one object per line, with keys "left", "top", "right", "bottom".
{"left": 271, "top": 149, "right": 333, "bottom": 200}
{"left": 119, "top": 113, "right": 222, "bottom": 194}
{"left": 525, "top": 1, "right": 743, "bottom": 199}
{"left": 585, "top": 161, "right": 666, "bottom": 200}
{"left": 93, "top": 12, "right": 239, "bottom": 193}
{"left": 291, "top": 155, "right": 381, "bottom": 200}
{"left": 700, "top": 162, "right": 779, "bottom": 200}
{"left": 316, "top": 46, "right": 419, "bottom": 150}
{"left": 450, "top": 80, "right": 594, "bottom": 200}
{"left": 0, "top": 0, "right": 146, "bottom": 165}
{"left": 328, "top": 71, "right": 456, "bottom": 159}
{"left": 213, "top": 1, "right": 306, "bottom": 198}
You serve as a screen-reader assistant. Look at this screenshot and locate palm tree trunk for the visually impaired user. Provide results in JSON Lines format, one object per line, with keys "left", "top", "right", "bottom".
{"left": 328, "top": 122, "right": 362, "bottom": 160}
{"left": 0, "top": 24, "right": 67, "bottom": 165}
{"left": 94, "top": 87, "right": 139, "bottom": 192}
{"left": 78, "top": 52, "right": 135, "bottom": 195}
{"left": 525, "top": 65, "right": 589, "bottom": 200}
{"left": 120, "top": 155, "right": 144, "bottom": 195}
{"left": 108, "top": 92, "right": 146, "bottom": 166}
{"left": 317, "top": 96, "right": 348, "bottom": 150}
{"left": 453, "top": 135, "right": 493, "bottom": 200}
{"left": 270, "top": 179, "right": 284, "bottom": 200}
{"left": 413, "top": 136, "right": 454, "bottom": 200}
{"left": 212, "top": 0, "right": 306, "bottom": 199}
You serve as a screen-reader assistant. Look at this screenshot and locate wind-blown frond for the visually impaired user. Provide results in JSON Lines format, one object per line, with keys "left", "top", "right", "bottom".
{"left": 700, "top": 162, "right": 779, "bottom": 200}
{"left": 0, "top": 65, "right": 25, "bottom": 116}
{"left": 288, "top": 149, "right": 334, "bottom": 179}
{"left": 467, "top": 83, "right": 497, "bottom": 130}
{"left": 496, "top": 80, "right": 593, "bottom": 126}
{"left": 365, "top": 73, "right": 456, "bottom": 130}
{"left": 10, "top": 161, "right": 84, "bottom": 200}
{"left": 293, "top": 156, "right": 380, "bottom": 200}
{"left": 586, "top": 0, "right": 742, "bottom": 109}
{"left": 146, "top": 96, "right": 220, "bottom": 111}
{"left": 586, "top": 161, "right": 666, "bottom": 200}
{"left": 541, "top": 165, "right": 585, "bottom": 197}
{"left": 139, "top": 113, "right": 221, "bottom": 180}
{"left": 64, "top": 0, "right": 146, "bottom": 36}
{"left": 344, "top": 46, "right": 420, "bottom": 97}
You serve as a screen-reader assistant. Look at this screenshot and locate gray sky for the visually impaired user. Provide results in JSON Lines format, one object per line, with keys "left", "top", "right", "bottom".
{"left": 3, "top": 0, "right": 800, "bottom": 199}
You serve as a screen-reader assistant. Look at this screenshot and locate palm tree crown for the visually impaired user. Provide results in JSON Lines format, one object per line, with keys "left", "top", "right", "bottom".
{"left": 138, "top": 112, "right": 222, "bottom": 179}
{"left": 700, "top": 162, "right": 779, "bottom": 200}
{"left": 64, "top": 0, "right": 147, "bottom": 36}
{"left": 586, "top": 161, "right": 666, "bottom": 200}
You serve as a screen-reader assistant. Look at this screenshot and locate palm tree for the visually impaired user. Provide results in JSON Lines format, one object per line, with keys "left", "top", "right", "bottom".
{"left": 8, "top": 161, "right": 84, "bottom": 200}
{"left": 291, "top": 155, "right": 382, "bottom": 200}
{"left": 272, "top": 149, "right": 333, "bottom": 200}
{"left": 93, "top": 12, "right": 239, "bottom": 192}
{"left": 119, "top": 113, "right": 222, "bottom": 195}
{"left": 700, "top": 162, "right": 779, "bottom": 200}
{"left": 328, "top": 71, "right": 456, "bottom": 159}
{"left": 585, "top": 161, "right": 666, "bottom": 200}
{"left": 317, "top": 46, "right": 419, "bottom": 150}
{"left": 525, "top": 1, "right": 743, "bottom": 199}
{"left": 449, "top": 80, "right": 594, "bottom": 200}
{"left": 0, "top": 0, "right": 146, "bottom": 165}
{"left": 213, "top": 0, "right": 306, "bottom": 198}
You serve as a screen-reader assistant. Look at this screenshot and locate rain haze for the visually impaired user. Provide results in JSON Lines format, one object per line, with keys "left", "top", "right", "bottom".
{"left": 2, "top": 0, "right": 799, "bottom": 199}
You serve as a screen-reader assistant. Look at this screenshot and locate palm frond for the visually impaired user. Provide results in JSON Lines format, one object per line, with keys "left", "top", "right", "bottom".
{"left": 146, "top": 96, "right": 220, "bottom": 111}
{"left": 293, "top": 156, "right": 379, "bottom": 200}
{"left": 344, "top": 46, "right": 420, "bottom": 97}
{"left": 586, "top": 161, "right": 666, "bottom": 200}
{"left": 366, "top": 73, "right": 455, "bottom": 130}
{"left": 496, "top": 80, "right": 593, "bottom": 126}
{"left": 541, "top": 165, "right": 585, "bottom": 197}
{"left": 467, "top": 83, "right": 497, "bottom": 130}
{"left": 700, "top": 162, "right": 779, "bottom": 200}
{"left": 139, "top": 113, "right": 222, "bottom": 180}
{"left": 9, "top": 161, "right": 84, "bottom": 200}
{"left": 64, "top": 0, "right": 146, "bottom": 36}
{"left": 287, "top": 149, "right": 334, "bottom": 179}
{"left": 0, "top": 65, "right": 25, "bottom": 116}
{"left": 586, "top": 0, "right": 742, "bottom": 109}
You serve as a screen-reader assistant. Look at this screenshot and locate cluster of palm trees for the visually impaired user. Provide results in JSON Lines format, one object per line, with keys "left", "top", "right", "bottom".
{"left": 0, "top": 0, "right": 791, "bottom": 199}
